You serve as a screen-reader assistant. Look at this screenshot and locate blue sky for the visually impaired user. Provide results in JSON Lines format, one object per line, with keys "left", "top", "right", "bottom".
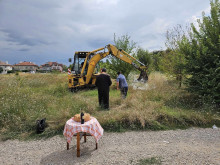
{"left": 0, "top": 0, "right": 211, "bottom": 66}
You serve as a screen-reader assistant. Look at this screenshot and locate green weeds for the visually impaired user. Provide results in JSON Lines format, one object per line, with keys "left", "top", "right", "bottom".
{"left": 137, "top": 157, "right": 162, "bottom": 165}
{"left": 0, "top": 72, "right": 219, "bottom": 140}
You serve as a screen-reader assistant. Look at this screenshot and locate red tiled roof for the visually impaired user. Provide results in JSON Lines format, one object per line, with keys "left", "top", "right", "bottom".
{"left": 0, "top": 61, "right": 12, "bottom": 66}
{"left": 41, "top": 62, "right": 63, "bottom": 67}
{"left": 48, "top": 62, "right": 54, "bottom": 66}
{"left": 14, "top": 61, "right": 38, "bottom": 66}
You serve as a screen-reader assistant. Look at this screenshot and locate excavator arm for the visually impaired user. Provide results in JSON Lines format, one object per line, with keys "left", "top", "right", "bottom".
{"left": 84, "top": 44, "right": 148, "bottom": 84}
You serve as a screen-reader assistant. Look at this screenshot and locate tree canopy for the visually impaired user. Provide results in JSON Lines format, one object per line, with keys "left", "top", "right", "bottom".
{"left": 179, "top": 0, "right": 220, "bottom": 104}
{"left": 107, "top": 34, "right": 137, "bottom": 78}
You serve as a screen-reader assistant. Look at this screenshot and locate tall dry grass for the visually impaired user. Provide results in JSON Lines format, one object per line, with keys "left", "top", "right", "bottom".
{"left": 98, "top": 72, "right": 219, "bottom": 131}
{"left": 0, "top": 72, "right": 219, "bottom": 140}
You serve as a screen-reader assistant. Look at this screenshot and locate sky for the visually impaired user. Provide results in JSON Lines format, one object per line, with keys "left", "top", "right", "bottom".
{"left": 0, "top": 0, "right": 211, "bottom": 66}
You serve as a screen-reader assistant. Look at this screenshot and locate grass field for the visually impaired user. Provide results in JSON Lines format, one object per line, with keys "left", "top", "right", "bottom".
{"left": 0, "top": 72, "right": 219, "bottom": 140}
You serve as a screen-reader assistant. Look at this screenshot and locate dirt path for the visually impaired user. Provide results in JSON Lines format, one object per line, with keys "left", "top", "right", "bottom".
{"left": 0, "top": 128, "right": 220, "bottom": 165}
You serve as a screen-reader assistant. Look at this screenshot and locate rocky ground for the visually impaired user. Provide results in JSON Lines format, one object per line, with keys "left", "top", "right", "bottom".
{"left": 0, "top": 128, "right": 220, "bottom": 165}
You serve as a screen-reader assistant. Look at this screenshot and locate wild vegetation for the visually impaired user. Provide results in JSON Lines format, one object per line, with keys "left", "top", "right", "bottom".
{"left": 0, "top": 0, "right": 219, "bottom": 140}
{"left": 165, "top": 0, "right": 220, "bottom": 103}
{"left": 103, "top": 0, "right": 220, "bottom": 104}
{"left": 136, "top": 157, "right": 162, "bottom": 165}
{"left": 0, "top": 72, "right": 219, "bottom": 140}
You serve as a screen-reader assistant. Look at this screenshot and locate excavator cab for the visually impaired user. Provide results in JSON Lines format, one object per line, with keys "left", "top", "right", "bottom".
{"left": 72, "top": 52, "right": 88, "bottom": 75}
{"left": 68, "top": 51, "right": 99, "bottom": 92}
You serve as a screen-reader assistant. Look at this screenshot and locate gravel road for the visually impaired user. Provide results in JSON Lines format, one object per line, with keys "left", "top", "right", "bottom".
{"left": 0, "top": 128, "right": 219, "bottom": 165}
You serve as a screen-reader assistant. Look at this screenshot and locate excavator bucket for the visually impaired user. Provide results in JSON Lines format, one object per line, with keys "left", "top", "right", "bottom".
{"left": 137, "top": 70, "right": 148, "bottom": 82}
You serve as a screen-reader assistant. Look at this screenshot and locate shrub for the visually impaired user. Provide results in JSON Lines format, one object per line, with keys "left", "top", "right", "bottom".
{"left": 7, "top": 70, "right": 15, "bottom": 74}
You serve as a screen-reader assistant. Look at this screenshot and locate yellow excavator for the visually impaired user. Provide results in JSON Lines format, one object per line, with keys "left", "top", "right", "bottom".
{"left": 68, "top": 44, "right": 148, "bottom": 92}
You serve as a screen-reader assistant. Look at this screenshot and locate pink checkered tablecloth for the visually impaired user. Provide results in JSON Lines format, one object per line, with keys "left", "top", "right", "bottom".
{"left": 63, "top": 117, "right": 104, "bottom": 144}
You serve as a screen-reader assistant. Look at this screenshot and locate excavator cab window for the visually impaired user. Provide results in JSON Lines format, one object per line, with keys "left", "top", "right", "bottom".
{"left": 73, "top": 52, "right": 88, "bottom": 75}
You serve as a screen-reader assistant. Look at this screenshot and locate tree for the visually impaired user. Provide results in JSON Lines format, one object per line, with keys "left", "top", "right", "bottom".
{"left": 99, "top": 60, "right": 111, "bottom": 74}
{"left": 0, "top": 67, "right": 3, "bottom": 73}
{"left": 107, "top": 34, "right": 136, "bottom": 78}
{"left": 136, "top": 47, "right": 152, "bottom": 72}
{"left": 165, "top": 24, "right": 189, "bottom": 88}
{"left": 155, "top": 49, "right": 175, "bottom": 73}
{"left": 62, "top": 65, "right": 68, "bottom": 72}
{"left": 180, "top": 0, "right": 220, "bottom": 104}
{"left": 150, "top": 50, "right": 163, "bottom": 71}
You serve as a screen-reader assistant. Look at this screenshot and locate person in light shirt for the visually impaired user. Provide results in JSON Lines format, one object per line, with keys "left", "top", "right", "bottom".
{"left": 116, "top": 71, "right": 128, "bottom": 99}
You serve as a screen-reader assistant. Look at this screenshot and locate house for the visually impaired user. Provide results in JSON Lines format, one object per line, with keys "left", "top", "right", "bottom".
{"left": 0, "top": 61, "right": 13, "bottom": 74}
{"left": 40, "top": 62, "right": 63, "bottom": 72}
{"left": 14, "top": 61, "right": 38, "bottom": 72}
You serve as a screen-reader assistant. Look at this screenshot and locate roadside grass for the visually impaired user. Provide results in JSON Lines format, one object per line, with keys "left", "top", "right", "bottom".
{"left": 0, "top": 72, "right": 219, "bottom": 140}
{"left": 136, "top": 157, "right": 162, "bottom": 165}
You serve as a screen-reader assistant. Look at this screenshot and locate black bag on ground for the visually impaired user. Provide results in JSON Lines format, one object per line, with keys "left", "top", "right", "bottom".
{"left": 36, "top": 118, "right": 46, "bottom": 134}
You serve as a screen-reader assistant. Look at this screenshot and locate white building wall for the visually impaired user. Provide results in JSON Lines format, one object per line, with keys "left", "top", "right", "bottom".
{"left": 0, "top": 65, "right": 12, "bottom": 74}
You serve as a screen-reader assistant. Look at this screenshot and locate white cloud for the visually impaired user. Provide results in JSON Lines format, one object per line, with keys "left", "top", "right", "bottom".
{"left": 186, "top": 5, "right": 211, "bottom": 30}
{"left": 0, "top": 0, "right": 211, "bottom": 65}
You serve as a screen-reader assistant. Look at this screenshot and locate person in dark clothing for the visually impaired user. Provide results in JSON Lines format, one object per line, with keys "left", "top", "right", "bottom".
{"left": 117, "top": 71, "right": 128, "bottom": 99}
{"left": 95, "top": 68, "right": 112, "bottom": 109}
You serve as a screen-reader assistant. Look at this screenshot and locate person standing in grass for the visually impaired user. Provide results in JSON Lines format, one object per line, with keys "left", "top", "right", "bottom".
{"left": 95, "top": 68, "right": 112, "bottom": 109}
{"left": 117, "top": 71, "right": 128, "bottom": 99}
